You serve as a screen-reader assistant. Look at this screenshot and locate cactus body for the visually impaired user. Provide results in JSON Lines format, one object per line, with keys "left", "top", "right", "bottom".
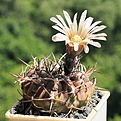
{"left": 14, "top": 55, "right": 97, "bottom": 115}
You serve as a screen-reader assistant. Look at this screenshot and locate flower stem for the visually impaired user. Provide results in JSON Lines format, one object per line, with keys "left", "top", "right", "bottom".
{"left": 64, "top": 54, "right": 76, "bottom": 75}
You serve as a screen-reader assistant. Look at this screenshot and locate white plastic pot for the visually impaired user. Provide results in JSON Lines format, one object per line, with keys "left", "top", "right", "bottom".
{"left": 5, "top": 91, "right": 110, "bottom": 121}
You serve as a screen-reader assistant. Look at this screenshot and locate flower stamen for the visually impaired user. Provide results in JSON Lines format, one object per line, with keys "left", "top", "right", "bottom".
{"left": 71, "top": 35, "right": 82, "bottom": 43}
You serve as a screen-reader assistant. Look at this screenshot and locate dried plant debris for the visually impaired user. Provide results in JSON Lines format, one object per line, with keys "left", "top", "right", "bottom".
{"left": 12, "top": 54, "right": 103, "bottom": 119}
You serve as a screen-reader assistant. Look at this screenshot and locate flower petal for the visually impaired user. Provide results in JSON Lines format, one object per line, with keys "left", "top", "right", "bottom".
{"left": 84, "top": 45, "right": 89, "bottom": 53}
{"left": 89, "top": 41, "right": 101, "bottom": 48}
{"left": 89, "top": 25, "right": 106, "bottom": 34}
{"left": 52, "top": 25, "right": 65, "bottom": 34}
{"left": 80, "top": 17, "right": 93, "bottom": 38}
{"left": 50, "top": 17, "right": 64, "bottom": 28}
{"left": 89, "top": 21, "right": 102, "bottom": 31}
{"left": 78, "top": 10, "right": 87, "bottom": 33}
{"left": 63, "top": 27, "right": 71, "bottom": 38}
{"left": 91, "top": 36, "right": 107, "bottom": 41}
{"left": 83, "top": 38, "right": 90, "bottom": 43}
{"left": 63, "top": 10, "right": 72, "bottom": 27}
{"left": 88, "top": 33, "right": 107, "bottom": 38}
{"left": 83, "top": 17, "right": 94, "bottom": 29}
{"left": 74, "top": 42, "right": 79, "bottom": 51}
{"left": 87, "top": 33, "right": 107, "bottom": 40}
{"left": 73, "top": 13, "right": 78, "bottom": 34}
{"left": 70, "top": 23, "right": 77, "bottom": 36}
{"left": 52, "top": 33, "right": 69, "bottom": 42}
{"left": 56, "top": 15, "right": 68, "bottom": 28}
{"left": 73, "top": 13, "right": 78, "bottom": 23}
{"left": 80, "top": 28, "right": 89, "bottom": 39}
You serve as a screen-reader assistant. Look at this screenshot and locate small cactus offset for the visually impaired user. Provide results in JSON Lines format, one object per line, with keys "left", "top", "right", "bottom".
{"left": 12, "top": 10, "right": 107, "bottom": 118}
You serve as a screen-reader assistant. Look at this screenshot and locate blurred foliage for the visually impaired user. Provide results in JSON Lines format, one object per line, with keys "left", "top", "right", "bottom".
{"left": 0, "top": 0, "right": 121, "bottom": 121}
{"left": 109, "top": 114, "right": 121, "bottom": 121}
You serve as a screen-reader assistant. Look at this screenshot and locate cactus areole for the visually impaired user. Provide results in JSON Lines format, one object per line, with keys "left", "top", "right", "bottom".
{"left": 12, "top": 10, "right": 107, "bottom": 118}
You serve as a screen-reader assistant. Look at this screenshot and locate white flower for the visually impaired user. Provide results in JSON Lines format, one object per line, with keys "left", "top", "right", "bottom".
{"left": 50, "top": 10, "right": 107, "bottom": 53}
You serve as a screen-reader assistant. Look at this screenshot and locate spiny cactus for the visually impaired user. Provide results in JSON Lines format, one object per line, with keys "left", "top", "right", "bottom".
{"left": 12, "top": 10, "right": 107, "bottom": 117}
{"left": 13, "top": 54, "right": 98, "bottom": 115}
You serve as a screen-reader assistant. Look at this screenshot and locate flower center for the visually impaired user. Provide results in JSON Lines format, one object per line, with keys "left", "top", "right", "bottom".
{"left": 71, "top": 35, "right": 82, "bottom": 43}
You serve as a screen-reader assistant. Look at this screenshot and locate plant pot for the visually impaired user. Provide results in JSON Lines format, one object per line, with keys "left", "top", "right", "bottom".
{"left": 5, "top": 91, "right": 110, "bottom": 121}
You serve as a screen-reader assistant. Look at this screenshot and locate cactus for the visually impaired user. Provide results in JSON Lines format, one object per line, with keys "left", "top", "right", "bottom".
{"left": 12, "top": 10, "right": 107, "bottom": 117}
{"left": 14, "top": 55, "right": 97, "bottom": 115}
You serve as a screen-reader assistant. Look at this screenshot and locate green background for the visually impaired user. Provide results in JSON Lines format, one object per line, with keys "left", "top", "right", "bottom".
{"left": 0, "top": 0, "right": 121, "bottom": 120}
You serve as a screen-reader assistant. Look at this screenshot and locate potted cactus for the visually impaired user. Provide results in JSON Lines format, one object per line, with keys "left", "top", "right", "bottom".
{"left": 5, "top": 10, "right": 110, "bottom": 121}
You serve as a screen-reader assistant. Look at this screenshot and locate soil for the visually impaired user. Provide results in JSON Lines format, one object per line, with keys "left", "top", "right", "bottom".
{"left": 10, "top": 91, "right": 103, "bottom": 119}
